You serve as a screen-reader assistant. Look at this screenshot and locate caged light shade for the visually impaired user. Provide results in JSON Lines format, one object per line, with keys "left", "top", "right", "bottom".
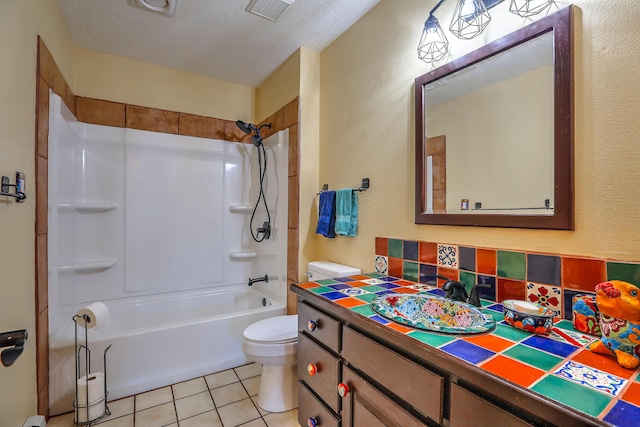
{"left": 509, "top": 0, "right": 554, "bottom": 17}
{"left": 418, "top": 14, "right": 450, "bottom": 64}
{"left": 449, "top": 0, "right": 491, "bottom": 40}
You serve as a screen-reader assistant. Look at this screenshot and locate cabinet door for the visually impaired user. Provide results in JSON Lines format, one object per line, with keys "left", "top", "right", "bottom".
{"left": 342, "top": 366, "right": 429, "bottom": 427}
{"left": 449, "top": 383, "right": 533, "bottom": 427}
{"left": 342, "top": 327, "right": 444, "bottom": 424}
{"left": 299, "top": 381, "right": 340, "bottom": 427}
{"left": 299, "top": 333, "right": 341, "bottom": 413}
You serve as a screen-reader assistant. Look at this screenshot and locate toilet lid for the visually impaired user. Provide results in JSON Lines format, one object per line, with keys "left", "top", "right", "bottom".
{"left": 243, "top": 315, "right": 298, "bottom": 343}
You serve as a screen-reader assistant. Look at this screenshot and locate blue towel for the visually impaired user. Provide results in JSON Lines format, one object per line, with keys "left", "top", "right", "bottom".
{"left": 335, "top": 189, "right": 358, "bottom": 237}
{"left": 315, "top": 190, "right": 336, "bottom": 238}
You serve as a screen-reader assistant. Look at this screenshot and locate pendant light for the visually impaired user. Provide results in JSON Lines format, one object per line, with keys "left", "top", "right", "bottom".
{"left": 509, "top": 0, "right": 553, "bottom": 17}
{"left": 418, "top": 13, "right": 450, "bottom": 64}
{"left": 449, "top": 0, "right": 491, "bottom": 40}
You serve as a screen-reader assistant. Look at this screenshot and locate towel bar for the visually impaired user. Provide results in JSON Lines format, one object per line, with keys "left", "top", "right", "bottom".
{"left": 317, "top": 178, "right": 369, "bottom": 195}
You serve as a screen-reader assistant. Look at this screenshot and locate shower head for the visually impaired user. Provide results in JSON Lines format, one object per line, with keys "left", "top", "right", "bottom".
{"left": 235, "top": 121, "right": 272, "bottom": 147}
{"left": 236, "top": 120, "right": 254, "bottom": 135}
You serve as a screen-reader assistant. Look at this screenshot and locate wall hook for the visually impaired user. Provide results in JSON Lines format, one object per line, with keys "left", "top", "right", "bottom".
{"left": 0, "top": 172, "right": 26, "bottom": 203}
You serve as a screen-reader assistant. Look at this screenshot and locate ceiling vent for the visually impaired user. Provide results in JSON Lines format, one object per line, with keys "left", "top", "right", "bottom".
{"left": 246, "top": 0, "right": 295, "bottom": 22}
{"left": 129, "top": 0, "right": 180, "bottom": 17}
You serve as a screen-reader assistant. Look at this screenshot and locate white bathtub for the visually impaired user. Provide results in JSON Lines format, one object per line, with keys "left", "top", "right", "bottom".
{"left": 49, "top": 286, "right": 286, "bottom": 415}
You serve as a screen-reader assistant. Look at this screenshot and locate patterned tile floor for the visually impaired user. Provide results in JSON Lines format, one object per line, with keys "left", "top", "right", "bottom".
{"left": 299, "top": 273, "right": 640, "bottom": 427}
{"left": 47, "top": 363, "right": 301, "bottom": 427}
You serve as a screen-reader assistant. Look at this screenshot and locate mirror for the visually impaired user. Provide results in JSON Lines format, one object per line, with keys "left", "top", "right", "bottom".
{"left": 415, "top": 5, "right": 574, "bottom": 229}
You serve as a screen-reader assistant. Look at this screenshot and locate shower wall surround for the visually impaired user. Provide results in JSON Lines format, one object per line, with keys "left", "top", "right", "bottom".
{"left": 47, "top": 93, "right": 289, "bottom": 335}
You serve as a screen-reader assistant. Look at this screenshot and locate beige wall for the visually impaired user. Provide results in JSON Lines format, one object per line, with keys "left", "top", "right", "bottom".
{"left": 317, "top": 0, "right": 640, "bottom": 272}
{"left": 255, "top": 49, "right": 301, "bottom": 122}
{"left": 254, "top": 47, "right": 321, "bottom": 280}
{"left": 0, "top": 1, "right": 74, "bottom": 424}
{"left": 74, "top": 48, "right": 254, "bottom": 122}
{"left": 297, "top": 48, "right": 321, "bottom": 278}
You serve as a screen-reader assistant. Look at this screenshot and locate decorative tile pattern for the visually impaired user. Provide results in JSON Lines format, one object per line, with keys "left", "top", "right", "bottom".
{"left": 361, "top": 278, "right": 386, "bottom": 285}
{"left": 554, "top": 361, "right": 628, "bottom": 396}
{"left": 374, "top": 255, "right": 388, "bottom": 274}
{"left": 437, "top": 244, "right": 458, "bottom": 268}
{"left": 526, "top": 282, "right": 562, "bottom": 317}
{"left": 339, "top": 288, "right": 368, "bottom": 296}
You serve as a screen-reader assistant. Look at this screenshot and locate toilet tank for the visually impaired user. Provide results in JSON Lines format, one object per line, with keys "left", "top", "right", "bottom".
{"left": 307, "top": 261, "right": 361, "bottom": 281}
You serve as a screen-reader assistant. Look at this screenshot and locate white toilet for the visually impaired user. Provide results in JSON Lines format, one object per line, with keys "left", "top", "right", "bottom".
{"left": 241, "top": 261, "right": 361, "bottom": 412}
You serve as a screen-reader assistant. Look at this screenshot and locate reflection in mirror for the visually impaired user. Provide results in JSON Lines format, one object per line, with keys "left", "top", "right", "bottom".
{"left": 415, "top": 5, "right": 574, "bottom": 229}
{"left": 424, "top": 32, "right": 554, "bottom": 215}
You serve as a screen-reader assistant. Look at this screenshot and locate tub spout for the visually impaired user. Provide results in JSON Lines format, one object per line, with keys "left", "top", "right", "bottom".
{"left": 248, "top": 275, "right": 269, "bottom": 286}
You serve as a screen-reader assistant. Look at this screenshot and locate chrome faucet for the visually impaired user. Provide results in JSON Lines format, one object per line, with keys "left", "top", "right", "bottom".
{"left": 248, "top": 275, "right": 269, "bottom": 286}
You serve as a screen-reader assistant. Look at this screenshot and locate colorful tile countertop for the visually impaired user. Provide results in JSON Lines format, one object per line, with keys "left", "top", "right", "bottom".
{"left": 298, "top": 273, "right": 640, "bottom": 427}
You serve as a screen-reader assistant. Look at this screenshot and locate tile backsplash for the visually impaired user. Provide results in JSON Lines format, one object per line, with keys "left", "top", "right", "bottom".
{"left": 374, "top": 237, "right": 640, "bottom": 320}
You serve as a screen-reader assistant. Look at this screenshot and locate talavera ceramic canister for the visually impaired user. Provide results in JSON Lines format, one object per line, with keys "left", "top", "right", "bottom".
{"left": 572, "top": 294, "right": 601, "bottom": 336}
{"left": 503, "top": 300, "right": 554, "bottom": 335}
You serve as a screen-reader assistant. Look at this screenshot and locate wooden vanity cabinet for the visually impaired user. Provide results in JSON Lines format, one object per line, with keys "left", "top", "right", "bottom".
{"left": 449, "top": 383, "right": 533, "bottom": 427}
{"left": 295, "top": 291, "right": 601, "bottom": 427}
{"left": 341, "top": 366, "right": 429, "bottom": 427}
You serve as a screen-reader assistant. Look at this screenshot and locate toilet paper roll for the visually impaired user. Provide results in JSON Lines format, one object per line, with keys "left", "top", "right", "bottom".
{"left": 76, "top": 302, "right": 110, "bottom": 329}
{"left": 75, "top": 399, "right": 106, "bottom": 423}
{"left": 76, "top": 372, "right": 105, "bottom": 406}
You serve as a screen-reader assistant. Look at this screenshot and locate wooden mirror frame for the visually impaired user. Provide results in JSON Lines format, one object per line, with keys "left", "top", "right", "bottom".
{"left": 415, "top": 5, "right": 574, "bottom": 229}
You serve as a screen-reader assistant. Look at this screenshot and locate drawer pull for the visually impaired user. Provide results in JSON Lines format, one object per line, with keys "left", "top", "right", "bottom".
{"left": 307, "top": 363, "right": 318, "bottom": 376}
{"left": 307, "top": 417, "right": 318, "bottom": 427}
{"left": 307, "top": 320, "right": 318, "bottom": 332}
{"left": 337, "top": 382, "right": 350, "bottom": 397}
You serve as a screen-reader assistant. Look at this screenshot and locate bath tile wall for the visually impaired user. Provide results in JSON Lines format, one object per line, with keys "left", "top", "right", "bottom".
{"left": 375, "top": 237, "right": 640, "bottom": 320}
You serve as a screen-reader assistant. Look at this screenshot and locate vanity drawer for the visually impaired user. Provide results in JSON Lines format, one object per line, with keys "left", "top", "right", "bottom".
{"left": 299, "top": 332, "right": 341, "bottom": 413}
{"left": 299, "top": 381, "right": 340, "bottom": 427}
{"left": 298, "top": 301, "right": 341, "bottom": 352}
{"left": 449, "top": 383, "right": 532, "bottom": 427}
{"left": 342, "top": 327, "right": 444, "bottom": 424}
{"left": 342, "top": 366, "right": 429, "bottom": 427}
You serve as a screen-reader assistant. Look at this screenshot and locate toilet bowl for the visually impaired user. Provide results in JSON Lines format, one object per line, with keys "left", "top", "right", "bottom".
{"left": 242, "top": 261, "right": 361, "bottom": 413}
{"left": 242, "top": 314, "right": 298, "bottom": 412}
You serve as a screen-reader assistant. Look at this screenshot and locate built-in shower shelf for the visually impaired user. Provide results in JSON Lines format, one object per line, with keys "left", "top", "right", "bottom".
{"left": 58, "top": 258, "right": 118, "bottom": 273}
{"left": 228, "top": 251, "right": 258, "bottom": 260}
{"left": 228, "top": 204, "right": 253, "bottom": 214}
{"left": 58, "top": 201, "right": 119, "bottom": 212}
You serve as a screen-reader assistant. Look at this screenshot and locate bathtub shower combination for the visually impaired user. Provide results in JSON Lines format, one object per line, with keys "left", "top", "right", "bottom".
{"left": 47, "top": 93, "right": 288, "bottom": 415}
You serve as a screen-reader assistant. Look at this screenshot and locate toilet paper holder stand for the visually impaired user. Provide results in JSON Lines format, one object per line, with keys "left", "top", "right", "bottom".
{"left": 73, "top": 314, "right": 111, "bottom": 426}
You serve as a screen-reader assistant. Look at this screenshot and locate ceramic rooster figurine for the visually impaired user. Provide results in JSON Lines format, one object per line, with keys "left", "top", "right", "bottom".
{"left": 589, "top": 280, "right": 640, "bottom": 369}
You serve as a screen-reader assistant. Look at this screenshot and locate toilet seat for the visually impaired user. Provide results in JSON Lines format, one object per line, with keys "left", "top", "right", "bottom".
{"left": 243, "top": 315, "right": 298, "bottom": 344}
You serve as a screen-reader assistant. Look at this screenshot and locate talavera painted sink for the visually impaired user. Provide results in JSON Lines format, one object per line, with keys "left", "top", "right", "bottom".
{"left": 371, "top": 294, "right": 496, "bottom": 334}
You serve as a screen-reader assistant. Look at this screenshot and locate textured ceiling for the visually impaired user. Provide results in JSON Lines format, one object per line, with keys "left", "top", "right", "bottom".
{"left": 57, "top": 0, "right": 381, "bottom": 87}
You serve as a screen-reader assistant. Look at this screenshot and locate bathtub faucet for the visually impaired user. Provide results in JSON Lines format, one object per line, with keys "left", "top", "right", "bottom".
{"left": 248, "top": 275, "right": 269, "bottom": 286}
